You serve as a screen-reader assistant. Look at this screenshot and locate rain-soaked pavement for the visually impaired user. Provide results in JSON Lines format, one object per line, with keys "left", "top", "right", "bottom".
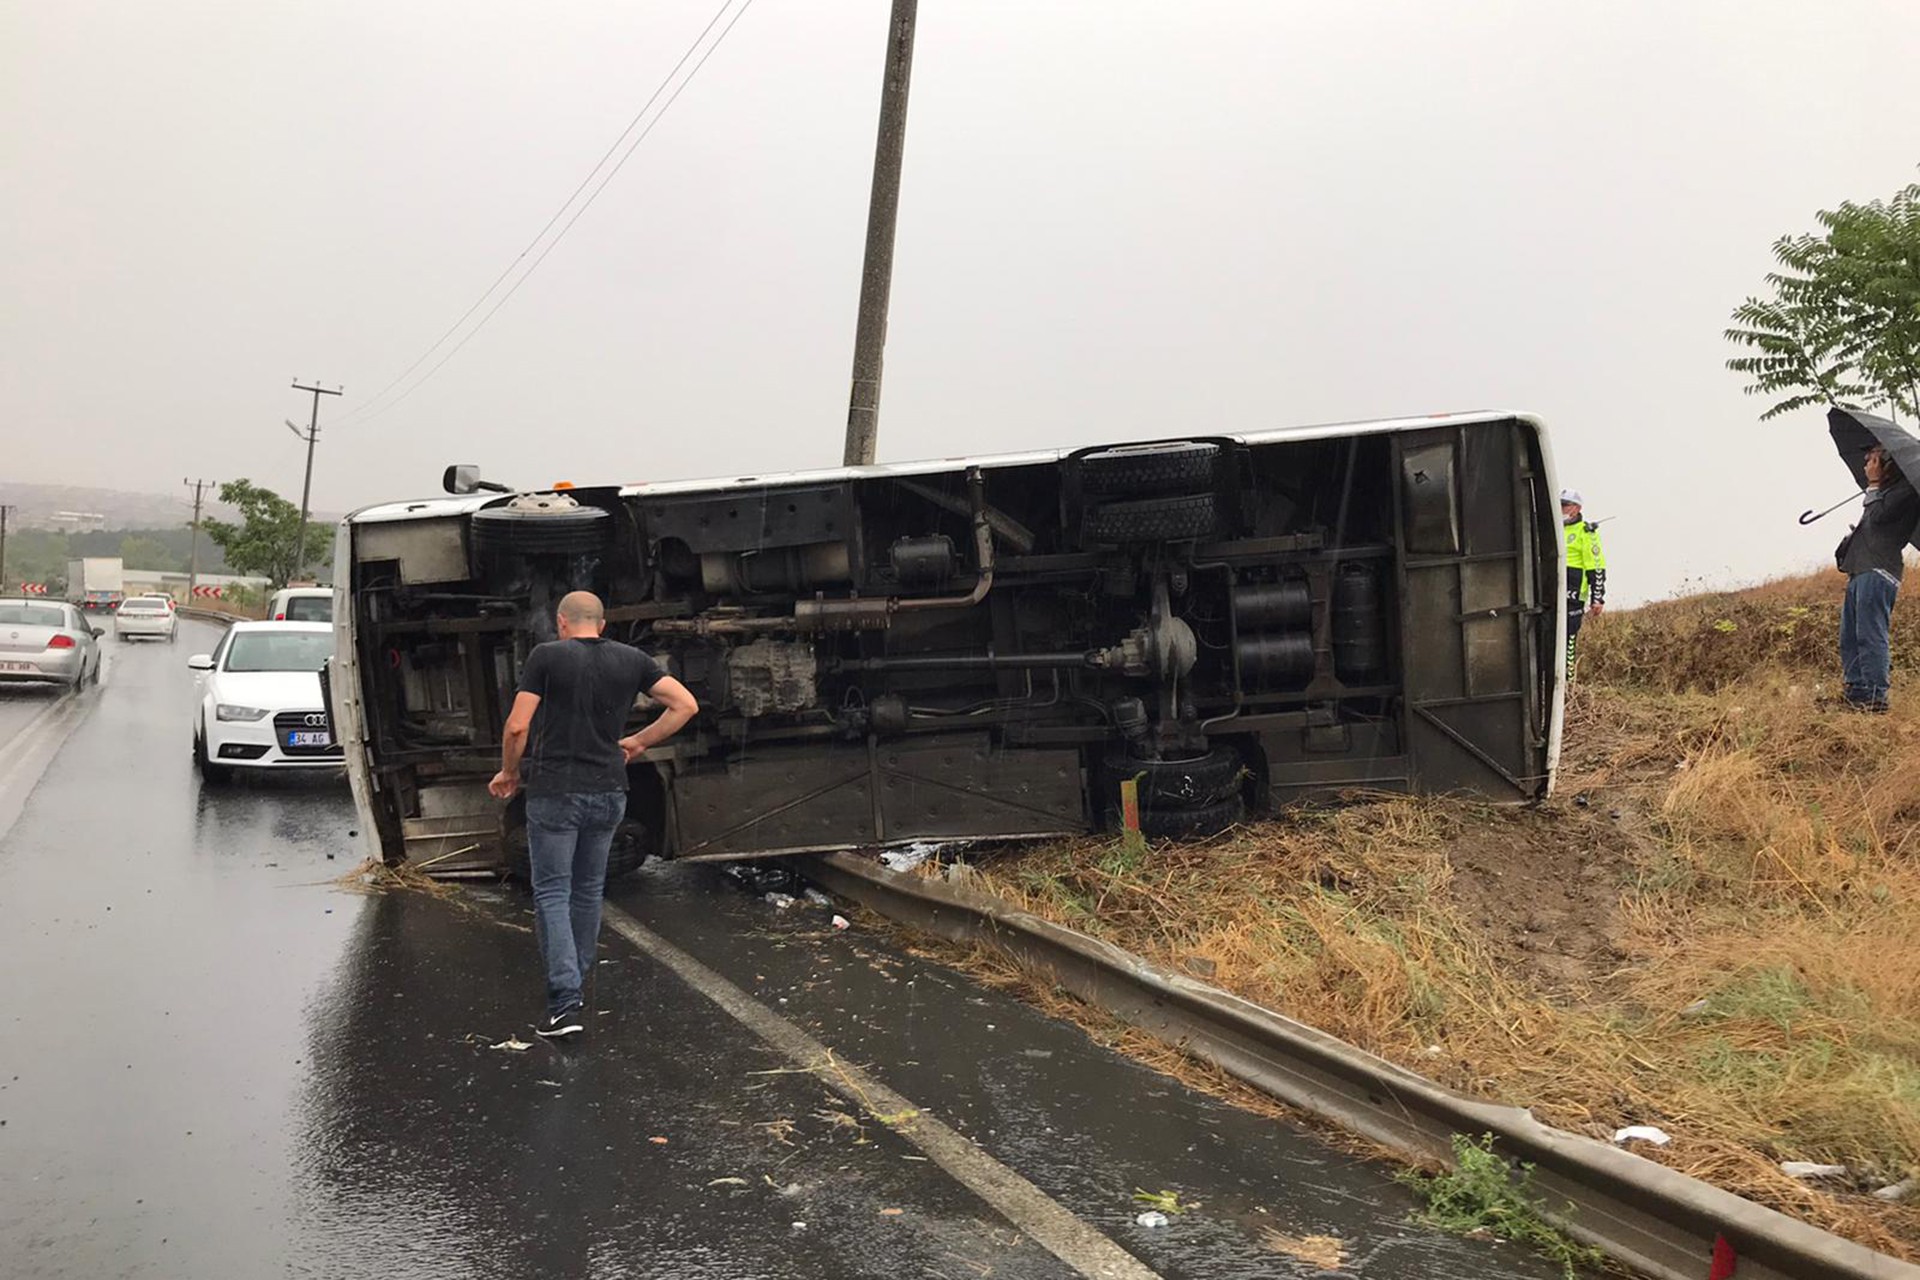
{"left": 0, "top": 619, "right": 1568, "bottom": 1279}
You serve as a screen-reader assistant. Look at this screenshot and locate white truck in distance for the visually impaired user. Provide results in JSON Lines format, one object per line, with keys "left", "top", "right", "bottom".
{"left": 67, "top": 558, "right": 126, "bottom": 613}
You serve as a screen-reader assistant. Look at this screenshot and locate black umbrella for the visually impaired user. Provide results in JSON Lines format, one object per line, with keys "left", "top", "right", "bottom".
{"left": 1826, "top": 405, "right": 1920, "bottom": 549}
{"left": 1828, "top": 406, "right": 1920, "bottom": 488}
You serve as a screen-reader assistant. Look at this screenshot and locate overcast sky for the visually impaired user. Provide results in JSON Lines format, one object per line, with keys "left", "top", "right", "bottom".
{"left": 4, "top": 1, "right": 1917, "bottom": 604}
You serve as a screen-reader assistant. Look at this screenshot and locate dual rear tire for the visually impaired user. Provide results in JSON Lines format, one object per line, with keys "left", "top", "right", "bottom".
{"left": 1077, "top": 442, "right": 1224, "bottom": 546}
{"left": 1107, "top": 745, "right": 1248, "bottom": 839}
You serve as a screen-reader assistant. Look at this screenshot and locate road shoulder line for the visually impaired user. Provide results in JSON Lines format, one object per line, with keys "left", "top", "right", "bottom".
{"left": 599, "top": 902, "right": 1162, "bottom": 1280}
{"left": 0, "top": 690, "right": 92, "bottom": 843}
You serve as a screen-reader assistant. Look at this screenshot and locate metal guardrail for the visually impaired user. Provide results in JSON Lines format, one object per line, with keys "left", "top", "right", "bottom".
{"left": 175, "top": 606, "right": 248, "bottom": 626}
{"left": 803, "top": 852, "right": 1920, "bottom": 1280}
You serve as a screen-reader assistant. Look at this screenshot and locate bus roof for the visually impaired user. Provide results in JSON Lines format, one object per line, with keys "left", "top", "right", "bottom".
{"left": 345, "top": 409, "right": 1544, "bottom": 525}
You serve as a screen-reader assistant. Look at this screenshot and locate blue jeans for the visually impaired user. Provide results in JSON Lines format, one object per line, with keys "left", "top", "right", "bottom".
{"left": 1840, "top": 571, "right": 1898, "bottom": 706}
{"left": 525, "top": 790, "right": 627, "bottom": 1016}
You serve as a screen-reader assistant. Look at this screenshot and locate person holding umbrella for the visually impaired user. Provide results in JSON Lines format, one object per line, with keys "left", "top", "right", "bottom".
{"left": 1827, "top": 408, "right": 1920, "bottom": 712}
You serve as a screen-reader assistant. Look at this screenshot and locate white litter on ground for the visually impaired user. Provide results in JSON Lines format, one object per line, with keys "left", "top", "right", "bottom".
{"left": 490, "top": 1038, "right": 532, "bottom": 1052}
{"left": 1779, "top": 1162, "right": 1848, "bottom": 1180}
{"left": 880, "top": 843, "right": 946, "bottom": 873}
{"left": 1611, "top": 1126, "right": 1672, "bottom": 1147}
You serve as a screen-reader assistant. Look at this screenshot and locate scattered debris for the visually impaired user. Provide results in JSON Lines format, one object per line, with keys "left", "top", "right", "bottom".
{"left": 880, "top": 843, "right": 944, "bottom": 873}
{"left": 536, "top": 1079, "right": 561, "bottom": 1088}
{"left": 723, "top": 862, "right": 800, "bottom": 896}
{"left": 1612, "top": 1126, "right": 1672, "bottom": 1147}
{"left": 708, "top": 1177, "right": 750, "bottom": 1188}
{"left": 649, "top": 1136, "right": 669, "bottom": 1145}
{"left": 1873, "top": 1177, "right": 1918, "bottom": 1203}
{"left": 1259, "top": 1228, "right": 1346, "bottom": 1269}
{"left": 1132, "top": 1188, "right": 1192, "bottom": 1214}
{"left": 880, "top": 1207, "right": 904, "bottom": 1217}
{"left": 1779, "top": 1161, "right": 1848, "bottom": 1180}
{"left": 791, "top": 1221, "right": 807, "bottom": 1231}
{"left": 766, "top": 892, "right": 797, "bottom": 910}
{"left": 803, "top": 889, "right": 833, "bottom": 907}
{"left": 489, "top": 1038, "right": 532, "bottom": 1052}
{"left": 831, "top": 914, "right": 851, "bottom": 931}
{"left": 1680, "top": 999, "right": 1711, "bottom": 1016}
{"left": 1134, "top": 1211, "right": 1170, "bottom": 1229}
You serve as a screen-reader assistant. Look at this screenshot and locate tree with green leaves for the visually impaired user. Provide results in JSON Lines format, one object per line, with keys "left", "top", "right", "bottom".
{"left": 202, "top": 479, "right": 331, "bottom": 587}
{"left": 1726, "top": 178, "right": 1920, "bottom": 422}
{"left": 117, "top": 534, "right": 184, "bottom": 572}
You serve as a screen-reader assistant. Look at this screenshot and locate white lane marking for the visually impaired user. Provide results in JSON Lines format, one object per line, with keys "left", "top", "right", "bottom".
{"left": 599, "top": 903, "right": 1163, "bottom": 1280}
{"left": 0, "top": 690, "right": 90, "bottom": 841}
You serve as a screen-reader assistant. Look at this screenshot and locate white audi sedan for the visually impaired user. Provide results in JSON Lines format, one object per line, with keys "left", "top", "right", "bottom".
{"left": 114, "top": 595, "right": 178, "bottom": 642}
{"left": 188, "top": 622, "right": 341, "bottom": 783}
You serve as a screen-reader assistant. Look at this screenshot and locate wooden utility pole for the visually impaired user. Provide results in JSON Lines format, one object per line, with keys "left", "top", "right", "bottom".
{"left": 288, "top": 379, "right": 342, "bottom": 582}
{"left": 841, "top": 0, "right": 919, "bottom": 468}
{"left": 184, "top": 479, "right": 216, "bottom": 600}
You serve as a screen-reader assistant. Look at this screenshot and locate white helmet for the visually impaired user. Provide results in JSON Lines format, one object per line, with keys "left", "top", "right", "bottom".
{"left": 1560, "top": 489, "right": 1584, "bottom": 507}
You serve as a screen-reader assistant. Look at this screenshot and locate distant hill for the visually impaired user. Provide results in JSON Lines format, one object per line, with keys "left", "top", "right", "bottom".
{"left": 0, "top": 482, "right": 227, "bottom": 530}
{"left": 0, "top": 482, "right": 338, "bottom": 531}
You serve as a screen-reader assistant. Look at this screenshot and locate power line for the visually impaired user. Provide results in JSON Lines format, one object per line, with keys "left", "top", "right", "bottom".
{"left": 338, "top": 0, "right": 756, "bottom": 427}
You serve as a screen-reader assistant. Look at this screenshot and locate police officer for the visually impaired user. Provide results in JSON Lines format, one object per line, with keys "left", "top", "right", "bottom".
{"left": 1563, "top": 489, "right": 1606, "bottom": 680}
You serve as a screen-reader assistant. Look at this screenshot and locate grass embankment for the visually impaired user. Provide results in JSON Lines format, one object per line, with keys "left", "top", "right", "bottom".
{"left": 935, "top": 570, "right": 1920, "bottom": 1258}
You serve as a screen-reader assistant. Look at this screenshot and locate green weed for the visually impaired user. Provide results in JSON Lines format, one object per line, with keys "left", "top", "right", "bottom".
{"left": 1397, "top": 1134, "right": 1604, "bottom": 1279}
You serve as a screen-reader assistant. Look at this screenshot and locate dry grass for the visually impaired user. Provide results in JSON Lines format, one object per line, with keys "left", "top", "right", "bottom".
{"left": 927, "top": 570, "right": 1920, "bottom": 1259}
{"left": 1579, "top": 567, "right": 1920, "bottom": 693}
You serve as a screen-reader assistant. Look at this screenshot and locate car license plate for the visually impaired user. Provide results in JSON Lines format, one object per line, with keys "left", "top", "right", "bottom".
{"left": 0, "top": 661, "right": 35, "bottom": 673}
{"left": 287, "top": 730, "right": 332, "bottom": 747}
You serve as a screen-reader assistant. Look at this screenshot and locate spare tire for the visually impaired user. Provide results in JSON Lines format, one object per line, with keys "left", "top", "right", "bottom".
{"left": 471, "top": 495, "right": 612, "bottom": 557}
{"left": 1079, "top": 442, "right": 1219, "bottom": 497}
{"left": 1084, "top": 493, "right": 1218, "bottom": 544}
{"left": 1139, "top": 795, "right": 1246, "bottom": 840}
{"left": 1108, "top": 746, "right": 1245, "bottom": 808}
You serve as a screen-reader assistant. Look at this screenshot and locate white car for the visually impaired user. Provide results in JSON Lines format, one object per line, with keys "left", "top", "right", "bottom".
{"left": 188, "top": 621, "right": 341, "bottom": 783}
{"left": 267, "top": 586, "right": 333, "bottom": 623}
{"left": 114, "top": 595, "right": 178, "bottom": 642}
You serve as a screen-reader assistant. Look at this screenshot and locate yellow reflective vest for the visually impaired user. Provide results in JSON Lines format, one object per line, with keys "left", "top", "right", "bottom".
{"left": 1564, "top": 518, "right": 1607, "bottom": 606}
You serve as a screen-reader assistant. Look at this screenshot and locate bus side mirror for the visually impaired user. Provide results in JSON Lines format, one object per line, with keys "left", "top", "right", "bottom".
{"left": 444, "top": 464, "right": 512, "bottom": 496}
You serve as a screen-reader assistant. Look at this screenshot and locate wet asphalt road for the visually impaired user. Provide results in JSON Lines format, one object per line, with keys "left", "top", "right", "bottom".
{"left": 0, "top": 681, "right": 66, "bottom": 743}
{"left": 0, "top": 620, "right": 1566, "bottom": 1279}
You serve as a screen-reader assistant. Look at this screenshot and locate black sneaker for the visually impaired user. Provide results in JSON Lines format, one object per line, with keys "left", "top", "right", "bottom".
{"left": 536, "top": 1005, "right": 585, "bottom": 1039}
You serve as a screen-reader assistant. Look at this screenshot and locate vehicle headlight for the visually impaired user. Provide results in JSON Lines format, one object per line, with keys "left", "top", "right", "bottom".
{"left": 216, "top": 704, "right": 271, "bottom": 722}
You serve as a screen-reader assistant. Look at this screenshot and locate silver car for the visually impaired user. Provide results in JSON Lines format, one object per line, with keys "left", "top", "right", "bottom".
{"left": 0, "top": 598, "right": 104, "bottom": 689}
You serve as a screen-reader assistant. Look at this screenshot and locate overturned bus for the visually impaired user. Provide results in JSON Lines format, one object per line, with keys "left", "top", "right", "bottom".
{"left": 330, "top": 412, "right": 1564, "bottom": 878}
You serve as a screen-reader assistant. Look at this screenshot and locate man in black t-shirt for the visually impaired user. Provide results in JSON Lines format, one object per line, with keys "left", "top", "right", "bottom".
{"left": 489, "top": 591, "right": 698, "bottom": 1037}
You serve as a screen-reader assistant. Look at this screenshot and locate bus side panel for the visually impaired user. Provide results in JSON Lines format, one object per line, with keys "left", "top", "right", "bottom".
{"left": 1394, "top": 420, "right": 1554, "bottom": 798}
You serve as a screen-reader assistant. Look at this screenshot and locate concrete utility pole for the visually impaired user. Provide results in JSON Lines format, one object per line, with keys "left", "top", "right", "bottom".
{"left": 0, "top": 505, "right": 13, "bottom": 592}
{"left": 184, "top": 479, "right": 216, "bottom": 600}
{"left": 841, "top": 0, "right": 919, "bottom": 468}
{"left": 288, "top": 379, "right": 342, "bottom": 582}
